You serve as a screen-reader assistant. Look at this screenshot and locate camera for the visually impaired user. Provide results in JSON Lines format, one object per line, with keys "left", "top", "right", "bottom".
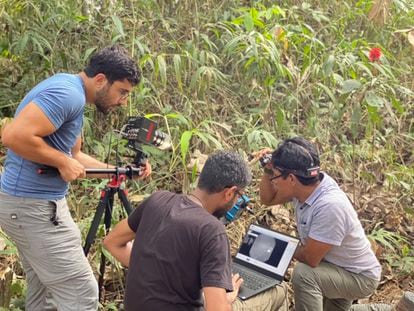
{"left": 221, "top": 194, "right": 251, "bottom": 225}
{"left": 120, "top": 116, "right": 172, "bottom": 152}
{"left": 118, "top": 116, "right": 172, "bottom": 167}
{"left": 259, "top": 153, "right": 272, "bottom": 168}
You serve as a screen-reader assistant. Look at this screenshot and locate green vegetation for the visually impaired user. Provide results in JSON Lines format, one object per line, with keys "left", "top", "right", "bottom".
{"left": 1, "top": 0, "right": 413, "bottom": 309}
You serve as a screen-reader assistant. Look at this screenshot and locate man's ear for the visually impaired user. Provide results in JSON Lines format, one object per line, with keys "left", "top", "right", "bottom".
{"left": 289, "top": 173, "right": 299, "bottom": 185}
{"left": 223, "top": 186, "right": 237, "bottom": 201}
{"left": 94, "top": 73, "right": 107, "bottom": 88}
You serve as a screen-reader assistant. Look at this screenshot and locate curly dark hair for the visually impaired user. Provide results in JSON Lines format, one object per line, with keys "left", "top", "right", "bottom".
{"left": 84, "top": 45, "right": 140, "bottom": 85}
{"left": 198, "top": 150, "right": 251, "bottom": 193}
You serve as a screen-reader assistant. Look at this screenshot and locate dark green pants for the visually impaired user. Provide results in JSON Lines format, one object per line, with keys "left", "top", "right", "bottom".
{"left": 292, "top": 262, "right": 378, "bottom": 311}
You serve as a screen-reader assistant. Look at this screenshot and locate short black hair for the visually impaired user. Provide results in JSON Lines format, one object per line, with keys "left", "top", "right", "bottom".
{"left": 84, "top": 45, "right": 140, "bottom": 85}
{"left": 272, "top": 137, "right": 321, "bottom": 185}
{"left": 198, "top": 150, "right": 251, "bottom": 193}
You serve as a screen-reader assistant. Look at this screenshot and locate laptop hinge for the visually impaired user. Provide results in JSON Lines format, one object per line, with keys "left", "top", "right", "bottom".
{"left": 233, "top": 257, "right": 284, "bottom": 282}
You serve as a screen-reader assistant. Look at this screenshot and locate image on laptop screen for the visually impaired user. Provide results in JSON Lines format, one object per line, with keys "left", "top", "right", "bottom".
{"left": 235, "top": 224, "right": 299, "bottom": 276}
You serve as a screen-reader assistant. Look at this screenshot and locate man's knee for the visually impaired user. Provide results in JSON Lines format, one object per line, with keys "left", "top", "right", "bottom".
{"left": 292, "top": 263, "right": 314, "bottom": 284}
{"left": 75, "top": 276, "right": 99, "bottom": 310}
{"left": 48, "top": 271, "right": 98, "bottom": 311}
{"left": 80, "top": 275, "right": 99, "bottom": 300}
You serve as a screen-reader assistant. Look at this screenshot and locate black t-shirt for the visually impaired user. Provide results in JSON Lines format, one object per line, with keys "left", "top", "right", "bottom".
{"left": 125, "top": 191, "right": 233, "bottom": 311}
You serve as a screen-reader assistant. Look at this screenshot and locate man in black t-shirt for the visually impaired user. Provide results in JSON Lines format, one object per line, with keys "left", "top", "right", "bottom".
{"left": 103, "top": 151, "right": 251, "bottom": 311}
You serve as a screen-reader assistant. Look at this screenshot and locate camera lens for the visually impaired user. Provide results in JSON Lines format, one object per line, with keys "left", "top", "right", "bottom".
{"left": 152, "top": 131, "right": 172, "bottom": 150}
{"left": 259, "top": 154, "right": 271, "bottom": 167}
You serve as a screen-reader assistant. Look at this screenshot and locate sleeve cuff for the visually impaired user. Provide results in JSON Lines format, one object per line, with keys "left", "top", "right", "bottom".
{"left": 308, "top": 234, "right": 342, "bottom": 246}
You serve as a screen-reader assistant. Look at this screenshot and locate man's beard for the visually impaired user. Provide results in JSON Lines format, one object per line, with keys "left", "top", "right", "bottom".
{"left": 94, "top": 86, "right": 111, "bottom": 114}
{"left": 212, "top": 199, "right": 234, "bottom": 219}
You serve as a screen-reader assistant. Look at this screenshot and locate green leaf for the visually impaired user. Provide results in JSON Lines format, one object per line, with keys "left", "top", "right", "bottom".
{"left": 180, "top": 130, "right": 193, "bottom": 164}
{"left": 365, "top": 91, "right": 385, "bottom": 108}
{"left": 366, "top": 105, "right": 381, "bottom": 124}
{"left": 401, "top": 244, "right": 410, "bottom": 257}
{"left": 244, "top": 13, "right": 254, "bottom": 31}
{"left": 82, "top": 46, "right": 96, "bottom": 63}
{"left": 391, "top": 98, "right": 404, "bottom": 114}
{"left": 0, "top": 249, "right": 18, "bottom": 255}
{"left": 156, "top": 54, "right": 167, "bottom": 85}
{"left": 173, "top": 54, "right": 183, "bottom": 91}
{"left": 194, "top": 131, "right": 210, "bottom": 147}
{"left": 191, "top": 162, "right": 198, "bottom": 183}
{"left": 341, "top": 79, "right": 361, "bottom": 93}
{"left": 275, "top": 107, "right": 285, "bottom": 127}
{"left": 317, "top": 83, "right": 337, "bottom": 104}
{"left": 323, "top": 54, "right": 335, "bottom": 76}
{"left": 350, "top": 103, "right": 361, "bottom": 139}
{"left": 111, "top": 15, "right": 125, "bottom": 38}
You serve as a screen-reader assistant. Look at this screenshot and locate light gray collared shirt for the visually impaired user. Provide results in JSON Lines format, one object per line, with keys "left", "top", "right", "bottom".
{"left": 293, "top": 172, "right": 381, "bottom": 280}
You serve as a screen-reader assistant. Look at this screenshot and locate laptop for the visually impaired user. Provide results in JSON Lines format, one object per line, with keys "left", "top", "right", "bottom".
{"left": 232, "top": 224, "right": 299, "bottom": 300}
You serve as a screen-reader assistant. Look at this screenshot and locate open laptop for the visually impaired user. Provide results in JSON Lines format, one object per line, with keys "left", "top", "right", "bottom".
{"left": 232, "top": 224, "right": 299, "bottom": 300}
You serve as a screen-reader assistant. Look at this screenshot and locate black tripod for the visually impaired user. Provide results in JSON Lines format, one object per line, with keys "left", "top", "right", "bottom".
{"left": 82, "top": 166, "right": 141, "bottom": 300}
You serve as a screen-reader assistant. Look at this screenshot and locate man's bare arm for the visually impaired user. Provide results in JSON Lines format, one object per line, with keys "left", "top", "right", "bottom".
{"left": 1, "top": 103, "right": 85, "bottom": 182}
{"left": 103, "top": 219, "right": 135, "bottom": 267}
{"left": 294, "top": 237, "right": 333, "bottom": 267}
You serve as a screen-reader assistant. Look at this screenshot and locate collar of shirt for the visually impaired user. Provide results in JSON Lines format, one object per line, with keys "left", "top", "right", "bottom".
{"left": 303, "top": 172, "right": 327, "bottom": 207}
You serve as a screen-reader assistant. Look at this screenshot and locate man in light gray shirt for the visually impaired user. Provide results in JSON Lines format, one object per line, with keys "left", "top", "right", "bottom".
{"left": 259, "top": 137, "right": 381, "bottom": 311}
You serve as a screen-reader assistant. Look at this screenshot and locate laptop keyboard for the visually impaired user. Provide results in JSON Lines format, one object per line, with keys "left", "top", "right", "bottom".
{"left": 232, "top": 264, "right": 274, "bottom": 290}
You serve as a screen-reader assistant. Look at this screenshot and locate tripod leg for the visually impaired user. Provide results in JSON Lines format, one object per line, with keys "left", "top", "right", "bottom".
{"left": 97, "top": 192, "right": 115, "bottom": 301}
{"left": 118, "top": 189, "right": 132, "bottom": 215}
{"left": 84, "top": 188, "right": 111, "bottom": 256}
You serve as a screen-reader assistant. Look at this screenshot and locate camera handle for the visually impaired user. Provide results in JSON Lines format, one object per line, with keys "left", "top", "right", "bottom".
{"left": 37, "top": 165, "right": 143, "bottom": 178}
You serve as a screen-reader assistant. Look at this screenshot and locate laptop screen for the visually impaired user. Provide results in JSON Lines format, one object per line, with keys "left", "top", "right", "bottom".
{"left": 235, "top": 224, "right": 299, "bottom": 276}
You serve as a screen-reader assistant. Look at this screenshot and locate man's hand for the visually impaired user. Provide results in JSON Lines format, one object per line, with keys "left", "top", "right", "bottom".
{"left": 58, "top": 157, "right": 86, "bottom": 182}
{"left": 134, "top": 161, "right": 152, "bottom": 180}
{"left": 226, "top": 273, "right": 243, "bottom": 304}
{"left": 294, "top": 238, "right": 333, "bottom": 267}
{"left": 249, "top": 148, "right": 273, "bottom": 166}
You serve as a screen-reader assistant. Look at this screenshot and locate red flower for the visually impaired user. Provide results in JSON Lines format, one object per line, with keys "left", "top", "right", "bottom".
{"left": 369, "top": 47, "right": 382, "bottom": 62}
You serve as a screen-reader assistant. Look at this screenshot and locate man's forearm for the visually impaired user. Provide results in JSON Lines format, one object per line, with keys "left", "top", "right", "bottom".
{"left": 294, "top": 244, "right": 307, "bottom": 263}
{"left": 3, "top": 133, "right": 68, "bottom": 168}
{"left": 293, "top": 240, "right": 329, "bottom": 268}
{"left": 105, "top": 242, "right": 133, "bottom": 267}
{"left": 259, "top": 174, "right": 277, "bottom": 205}
{"left": 74, "top": 151, "right": 114, "bottom": 178}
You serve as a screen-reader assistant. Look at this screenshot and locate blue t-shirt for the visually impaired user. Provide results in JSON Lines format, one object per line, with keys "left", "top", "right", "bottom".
{"left": 1, "top": 73, "right": 85, "bottom": 200}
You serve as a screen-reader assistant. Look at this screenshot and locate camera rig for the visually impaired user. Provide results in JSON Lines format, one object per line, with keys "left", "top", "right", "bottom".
{"left": 38, "top": 116, "right": 171, "bottom": 178}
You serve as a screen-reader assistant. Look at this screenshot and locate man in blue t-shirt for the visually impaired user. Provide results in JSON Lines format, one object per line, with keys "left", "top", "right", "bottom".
{"left": 0, "top": 45, "right": 150, "bottom": 310}
{"left": 258, "top": 137, "right": 381, "bottom": 311}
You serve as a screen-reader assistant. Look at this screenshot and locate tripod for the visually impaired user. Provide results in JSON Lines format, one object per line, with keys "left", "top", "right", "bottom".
{"left": 37, "top": 156, "right": 146, "bottom": 300}
{"left": 82, "top": 167, "right": 139, "bottom": 300}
